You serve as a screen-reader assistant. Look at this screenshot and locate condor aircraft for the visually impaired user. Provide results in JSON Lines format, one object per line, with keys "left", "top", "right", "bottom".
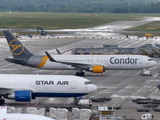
{"left": 0, "top": 74, "right": 97, "bottom": 104}
{"left": 4, "top": 31, "right": 157, "bottom": 76}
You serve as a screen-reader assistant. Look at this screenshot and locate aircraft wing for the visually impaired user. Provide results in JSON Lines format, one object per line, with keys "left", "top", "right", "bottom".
{"left": 0, "top": 87, "right": 34, "bottom": 95}
{"left": 45, "top": 51, "right": 106, "bottom": 68}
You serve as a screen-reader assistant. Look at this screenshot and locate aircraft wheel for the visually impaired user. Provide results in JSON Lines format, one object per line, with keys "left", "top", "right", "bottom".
{"left": 0, "top": 99, "right": 5, "bottom": 104}
{"left": 75, "top": 72, "right": 79, "bottom": 76}
{"left": 80, "top": 72, "right": 85, "bottom": 76}
{"left": 75, "top": 72, "right": 85, "bottom": 76}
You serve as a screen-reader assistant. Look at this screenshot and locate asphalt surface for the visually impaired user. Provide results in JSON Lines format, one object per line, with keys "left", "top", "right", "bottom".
{"left": 1, "top": 17, "right": 160, "bottom": 120}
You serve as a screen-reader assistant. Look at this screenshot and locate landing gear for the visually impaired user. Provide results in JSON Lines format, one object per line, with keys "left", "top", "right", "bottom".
{"left": 0, "top": 99, "right": 5, "bottom": 105}
{"left": 73, "top": 97, "right": 78, "bottom": 105}
{"left": 72, "top": 97, "right": 82, "bottom": 105}
{"left": 75, "top": 72, "right": 85, "bottom": 76}
{"left": 75, "top": 69, "right": 85, "bottom": 76}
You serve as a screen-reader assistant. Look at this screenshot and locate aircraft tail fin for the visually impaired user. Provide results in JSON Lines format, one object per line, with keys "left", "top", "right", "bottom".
{"left": 3, "top": 31, "right": 33, "bottom": 60}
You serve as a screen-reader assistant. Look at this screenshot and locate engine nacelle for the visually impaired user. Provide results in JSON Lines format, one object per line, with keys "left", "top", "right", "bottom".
{"left": 4, "top": 91, "right": 32, "bottom": 102}
{"left": 87, "top": 66, "right": 105, "bottom": 73}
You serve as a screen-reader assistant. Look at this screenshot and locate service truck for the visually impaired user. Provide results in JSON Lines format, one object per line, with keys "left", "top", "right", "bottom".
{"left": 139, "top": 69, "right": 152, "bottom": 76}
{"left": 141, "top": 113, "right": 153, "bottom": 120}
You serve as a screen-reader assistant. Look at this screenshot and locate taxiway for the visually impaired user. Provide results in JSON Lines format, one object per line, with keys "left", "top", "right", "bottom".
{"left": 1, "top": 17, "right": 160, "bottom": 119}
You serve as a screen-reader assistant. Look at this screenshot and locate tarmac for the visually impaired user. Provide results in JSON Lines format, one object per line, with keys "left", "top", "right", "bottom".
{"left": 1, "top": 17, "right": 160, "bottom": 119}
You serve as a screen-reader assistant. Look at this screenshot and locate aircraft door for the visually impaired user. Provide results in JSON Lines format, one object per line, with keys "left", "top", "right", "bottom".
{"left": 71, "top": 80, "right": 76, "bottom": 89}
{"left": 139, "top": 58, "right": 142, "bottom": 64}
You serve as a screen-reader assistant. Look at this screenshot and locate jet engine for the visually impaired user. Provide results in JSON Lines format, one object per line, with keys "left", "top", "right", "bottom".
{"left": 4, "top": 91, "right": 32, "bottom": 102}
{"left": 87, "top": 66, "right": 105, "bottom": 73}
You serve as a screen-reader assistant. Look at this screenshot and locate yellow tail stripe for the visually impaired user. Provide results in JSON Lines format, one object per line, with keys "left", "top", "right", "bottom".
{"left": 35, "top": 56, "right": 48, "bottom": 68}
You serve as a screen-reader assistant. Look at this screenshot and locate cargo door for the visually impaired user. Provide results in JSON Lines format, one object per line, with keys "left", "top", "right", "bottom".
{"left": 71, "top": 80, "right": 76, "bottom": 89}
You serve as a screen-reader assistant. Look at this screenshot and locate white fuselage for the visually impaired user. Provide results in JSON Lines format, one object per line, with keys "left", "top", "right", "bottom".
{"left": 32, "top": 55, "right": 156, "bottom": 70}
{"left": 0, "top": 106, "right": 55, "bottom": 120}
{"left": 0, "top": 74, "right": 97, "bottom": 97}
{"left": 0, "top": 114, "right": 55, "bottom": 120}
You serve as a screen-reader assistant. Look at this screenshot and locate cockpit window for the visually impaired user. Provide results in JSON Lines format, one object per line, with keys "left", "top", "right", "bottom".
{"left": 148, "top": 59, "right": 153, "bottom": 61}
{"left": 85, "top": 81, "right": 92, "bottom": 85}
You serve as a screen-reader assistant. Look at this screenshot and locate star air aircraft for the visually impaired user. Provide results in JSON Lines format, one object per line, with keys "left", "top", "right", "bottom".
{"left": 4, "top": 31, "right": 157, "bottom": 76}
{"left": 0, "top": 74, "right": 97, "bottom": 104}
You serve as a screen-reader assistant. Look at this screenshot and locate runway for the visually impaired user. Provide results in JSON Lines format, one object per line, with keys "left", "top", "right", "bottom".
{"left": 1, "top": 17, "right": 160, "bottom": 119}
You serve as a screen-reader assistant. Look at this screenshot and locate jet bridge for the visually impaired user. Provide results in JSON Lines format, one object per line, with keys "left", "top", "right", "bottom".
{"left": 152, "top": 48, "right": 160, "bottom": 56}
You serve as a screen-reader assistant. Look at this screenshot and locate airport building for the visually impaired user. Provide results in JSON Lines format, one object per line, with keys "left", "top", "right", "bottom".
{"left": 72, "top": 44, "right": 160, "bottom": 57}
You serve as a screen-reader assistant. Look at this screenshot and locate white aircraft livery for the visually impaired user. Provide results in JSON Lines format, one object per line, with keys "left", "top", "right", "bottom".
{"left": 4, "top": 31, "right": 157, "bottom": 76}
{"left": 0, "top": 74, "right": 97, "bottom": 104}
{"left": 0, "top": 106, "right": 55, "bottom": 120}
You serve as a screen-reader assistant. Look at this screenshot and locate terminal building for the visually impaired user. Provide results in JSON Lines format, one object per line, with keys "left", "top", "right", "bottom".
{"left": 72, "top": 44, "right": 160, "bottom": 57}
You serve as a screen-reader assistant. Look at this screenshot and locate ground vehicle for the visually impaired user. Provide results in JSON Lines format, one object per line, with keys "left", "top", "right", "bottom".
{"left": 137, "top": 108, "right": 150, "bottom": 112}
{"left": 77, "top": 99, "right": 92, "bottom": 107}
{"left": 142, "top": 71, "right": 152, "bottom": 76}
{"left": 139, "top": 69, "right": 152, "bottom": 76}
{"left": 37, "top": 26, "right": 47, "bottom": 35}
{"left": 141, "top": 113, "right": 153, "bottom": 120}
{"left": 158, "top": 84, "right": 160, "bottom": 90}
{"left": 90, "top": 97, "right": 112, "bottom": 102}
{"left": 145, "top": 33, "right": 154, "bottom": 38}
{"left": 108, "top": 104, "right": 121, "bottom": 110}
{"left": 153, "top": 106, "right": 160, "bottom": 112}
{"left": 13, "top": 33, "right": 19, "bottom": 37}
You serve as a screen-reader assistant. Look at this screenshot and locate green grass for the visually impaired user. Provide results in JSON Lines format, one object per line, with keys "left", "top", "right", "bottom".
{"left": 1, "top": 12, "right": 160, "bottom": 35}
{"left": 125, "top": 21, "right": 160, "bottom": 36}
{"left": 126, "top": 21, "right": 160, "bottom": 31}
{"left": 0, "top": 12, "right": 155, "bottom": 29}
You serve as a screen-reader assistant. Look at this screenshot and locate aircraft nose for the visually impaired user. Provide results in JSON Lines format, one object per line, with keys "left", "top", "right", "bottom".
{"left": 92, "top": 85, "right": 97, "bottom": 92}
{"left": 152, "top": 60, "right": 157, "bottom": 66}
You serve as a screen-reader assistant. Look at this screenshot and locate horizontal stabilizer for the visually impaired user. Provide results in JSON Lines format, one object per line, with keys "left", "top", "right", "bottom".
{"left": 5, "top": 58, "right": 27, "bottom": 64}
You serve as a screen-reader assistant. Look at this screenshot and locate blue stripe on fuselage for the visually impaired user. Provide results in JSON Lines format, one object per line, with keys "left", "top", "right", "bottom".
{"left": 32, "top": 93, "right": 87, "bottom": 97}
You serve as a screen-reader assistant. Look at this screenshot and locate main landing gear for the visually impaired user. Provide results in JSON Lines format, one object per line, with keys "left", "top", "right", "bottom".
{"left": 75, "top": 69, "right": 85, "bottom": 76}
{"left": 0, "top": 97, "right": 5, "bottom": 105}
{"left": 75, "top": 72, "right": 85, "bottom": 76}
{"left": 73, "top": 97, "right": 78, "bottom": 105}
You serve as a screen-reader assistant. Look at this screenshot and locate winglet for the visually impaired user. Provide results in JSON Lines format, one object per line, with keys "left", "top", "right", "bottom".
{"left": 45, "top": 51, "right": 57, "bottom": 62}
{"left": 56, "top": 48, "right": 62, "bottom": 55}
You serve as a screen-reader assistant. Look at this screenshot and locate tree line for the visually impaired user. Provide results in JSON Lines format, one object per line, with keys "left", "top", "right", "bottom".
{"left": 0, "top": 0, "right": 159, "bottom": 13}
